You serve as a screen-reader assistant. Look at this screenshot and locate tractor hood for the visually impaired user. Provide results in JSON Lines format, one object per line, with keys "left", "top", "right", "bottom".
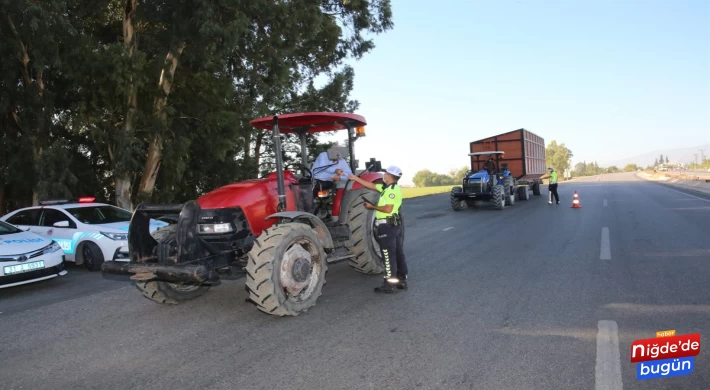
{"left": 197, "top": 171, "right": 298, "bottom": 209}
{"left": 468, "top": 170, "right": 489, "bottom": 181}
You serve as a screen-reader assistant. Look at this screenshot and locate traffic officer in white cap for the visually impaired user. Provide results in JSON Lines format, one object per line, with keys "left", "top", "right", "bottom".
{"left": 348, "top": 165, "right": 408, "bottom": 293}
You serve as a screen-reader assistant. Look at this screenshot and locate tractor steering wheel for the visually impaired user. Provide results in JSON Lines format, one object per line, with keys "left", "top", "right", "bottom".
{"left": 287, "top": 163, "right": 313, "bottom": 180}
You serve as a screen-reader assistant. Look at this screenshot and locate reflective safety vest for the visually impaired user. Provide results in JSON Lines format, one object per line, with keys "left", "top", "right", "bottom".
{"left": 375, "top": 183, "right": 402, "bottom": 219}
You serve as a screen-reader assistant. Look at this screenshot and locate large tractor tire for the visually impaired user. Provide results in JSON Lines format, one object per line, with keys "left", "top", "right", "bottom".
{"left": 346, "top": 188, "right": 385, "bottom": 275}
{"left": 492, "top": 184, "right": 505, "bottom": 210}
{"left": 518, "top": 186, "right": 530, "bottom": 201}
{"left": 135, "top": 280, "right": 210, "bottom": 304}
{"left": 532, "top": 181, "right": 541, "bottom": 196}
{"left": 450, "top": 186, "right": 467, "bottom": 211}
{"left": 134, "top": 224, "right": 211, "bottom": 304}
{"left": 245, "top": 223, "right": 327, "bottom": 316}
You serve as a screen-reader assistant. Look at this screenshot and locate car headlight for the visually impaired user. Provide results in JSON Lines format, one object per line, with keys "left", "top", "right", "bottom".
{"left": 44, "top": 241, "right": 62, "bottom": 254}
{"left": 101, "top": 232, "right": 128, "bottom": 240}
{"left": 198, "top": 223, "right": 233, "bottom": 234}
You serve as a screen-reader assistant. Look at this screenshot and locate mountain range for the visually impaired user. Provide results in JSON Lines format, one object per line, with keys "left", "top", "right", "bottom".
{"left": 599, "top": 143, "right": 710, "bottom": 168}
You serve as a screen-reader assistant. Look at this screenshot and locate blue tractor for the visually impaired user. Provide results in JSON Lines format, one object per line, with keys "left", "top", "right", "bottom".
{"left": 450, "top": 151, "right": 532, "bottom": 210}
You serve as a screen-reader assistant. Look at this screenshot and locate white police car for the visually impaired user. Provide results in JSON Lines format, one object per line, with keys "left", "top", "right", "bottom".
{"left": 0, "top": 220, "right": 67, "bottom": 289}
{"left": 0, "top": 197, "right": 168, "bottom": 271}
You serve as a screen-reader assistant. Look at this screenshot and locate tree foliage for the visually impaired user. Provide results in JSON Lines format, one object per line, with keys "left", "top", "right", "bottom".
{"left": 545, "top": 140, "right": 573, "bottom": 174}
{"left": 412, "top": 166, "right": 468, "bottom": 187}
{"left": 0, "top": 0, "right": 394, "bottom": 212}
{"left": 624, "top": 163, "right": 639, "bottom": 172}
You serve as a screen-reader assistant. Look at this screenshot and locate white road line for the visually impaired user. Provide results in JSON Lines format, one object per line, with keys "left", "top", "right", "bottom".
{"left": 600, "top": 227, "right": 611, "bottom": 260}
{"left": 596, "top": 320, "right": 623, "bottom": 390}
{"left": 443, "top": 227, "right": 453, "bottom": 231}
{"left": 661, "top": 186, "right": 710, "bottom": 203}
{"left": 603, "top": 199, "right": 608, "bottom": 207}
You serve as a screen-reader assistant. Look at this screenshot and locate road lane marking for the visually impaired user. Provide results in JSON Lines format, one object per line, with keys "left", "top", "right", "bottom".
{"left": 604, "top": 199, "right": 608, "bottom": 207}
{"left": 600, "top": 227, "right": 611, "bottom": 260}
{"left": 596, "top": 320, "right": 623, "bottom": 390}
{"left": 443, "top": 227, "right": 453, "bottom": 231}
{"left": 661, "top": 186, "right": 710, "bottom": 203}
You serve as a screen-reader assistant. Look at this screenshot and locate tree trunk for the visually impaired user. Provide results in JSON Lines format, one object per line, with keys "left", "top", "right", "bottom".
{"left": 253, "top": 130, "right": 265, "bottom": 177}
{"left": 0, "top": 182, "right": 5, "bottom": 216}
{"left": 114, "top": 175, "right": 133, "bottom": 210}
{"left": 7, "top": 15, "right": 43, "bottom": 206}
{"left": 114, "top": 0, "right": 138, "bottom": 210}
{"left": 137, "top": 41, "right": 186, "bottom": 200}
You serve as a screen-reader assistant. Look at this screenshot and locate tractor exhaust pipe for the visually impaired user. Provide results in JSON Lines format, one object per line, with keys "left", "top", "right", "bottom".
{"left": 272, "top": 115, "right": 287, "bottom": 211}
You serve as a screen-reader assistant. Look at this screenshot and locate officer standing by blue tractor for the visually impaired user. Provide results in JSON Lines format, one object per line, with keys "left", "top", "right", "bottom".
{"left": 348, "top": 166, "right": 408, "bottom": 293}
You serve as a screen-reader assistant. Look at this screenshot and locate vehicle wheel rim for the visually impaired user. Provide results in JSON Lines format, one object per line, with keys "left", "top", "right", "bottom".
{"left": 280, "top": 238, "right": 323, "bottom": 301}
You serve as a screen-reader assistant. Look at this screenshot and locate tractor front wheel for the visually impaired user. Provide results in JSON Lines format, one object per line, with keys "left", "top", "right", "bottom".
{"left": 451, "top": 187, "right": 467, "bottom": 211}
{"left": 346, "top": 189, "right": 385, "bottom": 275}
{"left": 245, "top": 223, "right": 327, "bottom": 316}
{"left": 493, "top": 185, "right": 505, "bottom": 210}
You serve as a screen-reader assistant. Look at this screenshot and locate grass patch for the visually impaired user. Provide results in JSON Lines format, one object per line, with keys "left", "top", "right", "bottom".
{"left": 401, "top": 185, "right": 452, "bottom": 199}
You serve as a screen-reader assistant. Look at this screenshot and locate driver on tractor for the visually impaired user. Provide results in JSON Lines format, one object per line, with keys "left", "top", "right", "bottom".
{"left": 311, "top": 146, "right": 352, "bottom": 198}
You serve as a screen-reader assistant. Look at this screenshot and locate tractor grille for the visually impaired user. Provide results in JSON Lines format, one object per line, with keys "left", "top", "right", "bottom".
{"left": 465, "top": 182, "right": 483, "bottom": 194}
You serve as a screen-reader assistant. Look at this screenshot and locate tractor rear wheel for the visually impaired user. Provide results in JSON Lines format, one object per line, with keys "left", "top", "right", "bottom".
{"left": 492, "top": 184, "right": 505, "bottom": 210}
{"left": 532, "top": 181, "right": 541, "bottom": 196}
{"left": 346, "top": 189, "right": 385, "bottom": 274}
{"left": 245, "top": 223, "right": 327, "bottom": 316}
{"left": 135, "top": 280, "right": 210, "bottom": 304}
{"left": 451, "top": 186, "right": 467, "bottom": 211}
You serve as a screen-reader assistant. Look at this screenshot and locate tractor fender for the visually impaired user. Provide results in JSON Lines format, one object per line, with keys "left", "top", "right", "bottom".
{"left": 265, "top": 212, "right": 334, "bottom": 250}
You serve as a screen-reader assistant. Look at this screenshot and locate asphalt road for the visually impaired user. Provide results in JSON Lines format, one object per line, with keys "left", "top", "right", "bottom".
{"left": 2, "top": 172, "right": 709, "bottom": 390}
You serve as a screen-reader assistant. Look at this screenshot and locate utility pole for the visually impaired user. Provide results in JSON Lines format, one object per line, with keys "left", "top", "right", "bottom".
{"left": 700, "top": 149, "right": 706, "bottom": 164}
{"left": 693, "top": 153, "right": 698, "bottom": 169}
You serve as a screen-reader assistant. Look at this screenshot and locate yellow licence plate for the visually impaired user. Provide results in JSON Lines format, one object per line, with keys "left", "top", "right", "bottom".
{"left": 4, "top": 261, "right": 45, "bottom": 275}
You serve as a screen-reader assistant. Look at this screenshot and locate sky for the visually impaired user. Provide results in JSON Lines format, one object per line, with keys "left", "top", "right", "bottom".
{"left": 319, "top": 0, "right": 710, "bottom": 185}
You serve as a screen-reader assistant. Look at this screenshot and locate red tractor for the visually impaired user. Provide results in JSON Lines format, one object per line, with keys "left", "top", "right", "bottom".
{"left": 102, "top": 112, "right": 389, "bottom": 316}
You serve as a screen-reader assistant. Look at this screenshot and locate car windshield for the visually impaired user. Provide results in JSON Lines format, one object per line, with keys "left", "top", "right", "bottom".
{"left": 65, "top": 206, "right": 132, "bottom": 225}
{"left": 0, "top": 221, "right": 22, "bottom": 235}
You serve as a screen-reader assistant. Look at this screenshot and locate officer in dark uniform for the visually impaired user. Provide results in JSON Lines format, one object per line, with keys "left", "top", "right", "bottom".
{"left": 347, "top": 166, "right": 408, "bottom": 293}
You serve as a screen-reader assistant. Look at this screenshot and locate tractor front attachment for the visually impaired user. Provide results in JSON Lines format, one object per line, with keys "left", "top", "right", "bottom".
{"left": 101, "top": 201, "right": 242, "bottom": 284}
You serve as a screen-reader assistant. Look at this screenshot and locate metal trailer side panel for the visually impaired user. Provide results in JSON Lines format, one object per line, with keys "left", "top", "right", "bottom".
{"left": 469, "top": 128, "right": 546, "bottom": 180}
{"left": 523, "top": 129, "right": 546, "bottom": 177}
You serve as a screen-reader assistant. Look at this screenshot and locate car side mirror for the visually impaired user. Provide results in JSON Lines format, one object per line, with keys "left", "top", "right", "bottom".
{"left": 53, "top": 221, "right": 70, "bottom": 227}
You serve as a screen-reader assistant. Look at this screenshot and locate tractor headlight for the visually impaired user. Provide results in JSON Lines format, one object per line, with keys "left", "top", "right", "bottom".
{"left": 102, "top": 232, "right": 128, "bottom": 241}
{"left": 198, "top": 223, "right": 233, "bottom": 234}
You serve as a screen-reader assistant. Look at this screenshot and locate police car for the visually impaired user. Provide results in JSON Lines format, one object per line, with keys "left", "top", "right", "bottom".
{"left": 0, "top": 220, "right": 67, "bottom": 289}
{"left": 0, "top": 197, "right": 168, "bottom": 271}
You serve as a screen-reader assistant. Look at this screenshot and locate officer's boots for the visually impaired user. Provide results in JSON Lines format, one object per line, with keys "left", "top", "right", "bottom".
{"left": 396, "top": 275, "right": 408, "bottom": 290}
{"left": 374, "top": 279, "right": 398, "bottom": 293}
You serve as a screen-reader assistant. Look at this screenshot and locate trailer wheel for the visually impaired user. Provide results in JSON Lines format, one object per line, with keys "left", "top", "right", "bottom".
{"left": 245, "top": 223, "right": 327, "bottom": 316}
{"left": 450, "top": 186, "right": 467, "bottom": 211}
{"left": 532, "top": 181, "right": 541, "bottom": 196}
{"left": 346, "top": 189, "right": 385, "bottom": 275}
{"left": 492, "top": 185, "right": 505, "bottom": 210}
{"left": 135, "top": 280, "right": 210, "bottom": 305}
{"left": 518, "top": 186, "right": 530, "bottom": 201}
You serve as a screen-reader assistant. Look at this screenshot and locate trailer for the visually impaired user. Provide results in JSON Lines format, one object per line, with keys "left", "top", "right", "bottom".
{"left": 450, "top": 128, "right": 546, "bottom": 210}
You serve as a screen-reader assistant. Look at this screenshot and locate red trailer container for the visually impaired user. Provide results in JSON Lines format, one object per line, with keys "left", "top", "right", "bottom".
{"left": 469, "top": 128, "right": 546, "bottom": 181}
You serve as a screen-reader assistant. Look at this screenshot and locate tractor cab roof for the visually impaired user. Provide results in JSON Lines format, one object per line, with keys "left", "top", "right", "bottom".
{"left": 250, "top": 112, "right": 367, "bottom": 134}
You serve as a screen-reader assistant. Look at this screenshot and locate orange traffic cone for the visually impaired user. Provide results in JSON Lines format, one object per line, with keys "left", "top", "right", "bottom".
{"left": 571, "top": 191, "right": 582, "bottom": 208}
